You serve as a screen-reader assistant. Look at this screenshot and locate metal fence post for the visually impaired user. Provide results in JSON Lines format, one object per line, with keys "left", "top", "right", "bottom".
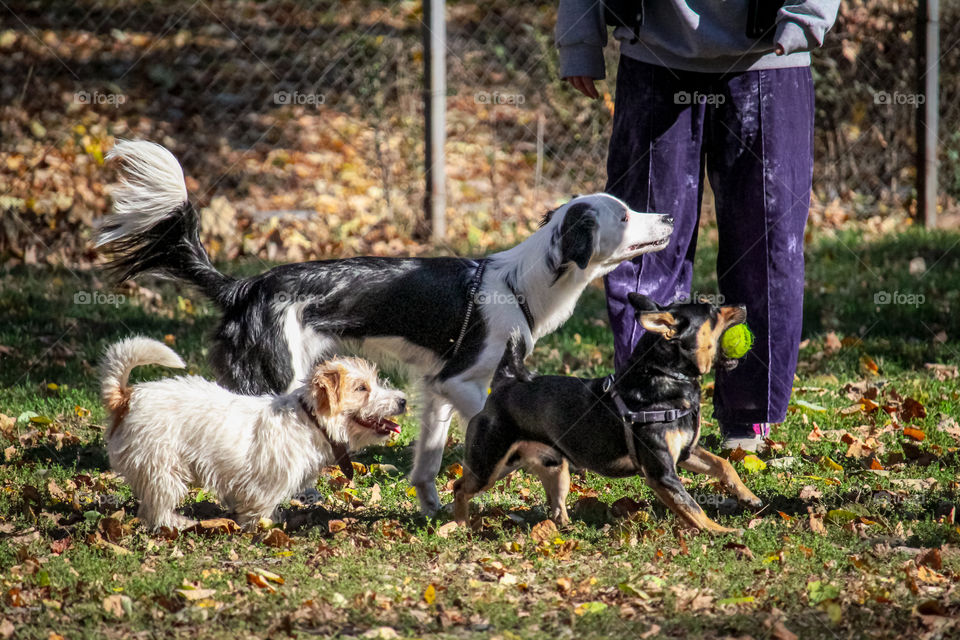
{"left": 918, "top": 0, "right": 939, "bottom": 229}
{"left": 423, "top": 0, "right": 447, "bottom": 244}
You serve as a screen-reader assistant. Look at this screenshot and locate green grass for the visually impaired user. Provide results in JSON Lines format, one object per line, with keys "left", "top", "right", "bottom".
{"left": 0, "top": 227, "right": 959, "bottom": 639}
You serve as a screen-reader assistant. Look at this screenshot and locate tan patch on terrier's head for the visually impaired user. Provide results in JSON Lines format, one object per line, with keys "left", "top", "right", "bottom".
{"left": 311, "top": 357, "right": 379, "bottom": 417}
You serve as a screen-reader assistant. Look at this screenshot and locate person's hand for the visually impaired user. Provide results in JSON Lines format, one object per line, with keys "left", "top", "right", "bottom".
{"left": 565, "top": 76, "right": 600, "bottom": 99}
{"left": 775, "top": 43, "right": 785, "bottom": 56}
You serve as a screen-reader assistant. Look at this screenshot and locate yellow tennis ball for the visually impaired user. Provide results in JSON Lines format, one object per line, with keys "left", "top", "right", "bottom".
{"left": 721, "top": 324, "right": 754, "bottom": 359}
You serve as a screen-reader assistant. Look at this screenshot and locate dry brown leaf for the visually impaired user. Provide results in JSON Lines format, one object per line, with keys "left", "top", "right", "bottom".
{"left": 529, "top": 519, "right": 559, "bottom": 543}
{"left": 246, "top": 572, "right": 275, "bottom": 592}
{"left": 722, "top": 541, "right": 755, "bottom": 560}
{"left": 261, "top": 528, "right": 292, "bottom": 548}
{"left": 900, "top": 398, "right": 927, "bottom": 422}
{"left": 916, "top": 548, "right": 942, "bottom": 571}
{"left": 102, "top": 594, "right": 130, "bottom": 618}
{"left": 809, "top": 513, "right": 827, "bottom": 536}
{"left": 184, "top": 518, "right": 240, "bottom": 536}
{"left": 436, "top": 521, "right": 460, "bottom": 539}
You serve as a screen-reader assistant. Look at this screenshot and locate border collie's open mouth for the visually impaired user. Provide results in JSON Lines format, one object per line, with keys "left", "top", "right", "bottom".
{"left": 627, "top": 237, "right": 670, "bottom": 252}
{"left": 352, "top": 415, "right": 402, "bottom": 435}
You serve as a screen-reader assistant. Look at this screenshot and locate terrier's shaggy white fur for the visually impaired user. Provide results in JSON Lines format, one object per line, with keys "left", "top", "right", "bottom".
{"left": 101, "top": 337, "right": 406, "bottom": 530}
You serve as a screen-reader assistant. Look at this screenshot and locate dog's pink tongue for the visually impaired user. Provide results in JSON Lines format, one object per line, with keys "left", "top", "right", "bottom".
{"left": 380, "top": 419, "right": 401, "bottom": 434}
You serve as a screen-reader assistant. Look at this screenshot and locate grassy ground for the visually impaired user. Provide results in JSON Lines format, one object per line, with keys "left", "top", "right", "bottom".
{"left": 1, "top": 227, "right": 959, "bottom": 639}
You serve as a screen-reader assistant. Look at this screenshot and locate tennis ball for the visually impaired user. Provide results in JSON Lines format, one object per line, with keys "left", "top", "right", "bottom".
{"left": 721, "top": 324, "right": 754, "bottom": 359}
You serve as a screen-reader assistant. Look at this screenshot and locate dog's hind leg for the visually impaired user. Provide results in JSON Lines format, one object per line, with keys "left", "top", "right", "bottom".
{"left": 679, "top": 445, "right": 762, "bottom": 508}
{"left": 454, "top": 412, "right": 521, "bottom": 525}
{"left": 528, "top": 455, "right": 571, "bottom": 526}
{"left": 131, "top": 469, "right": 192, "bottom": 530}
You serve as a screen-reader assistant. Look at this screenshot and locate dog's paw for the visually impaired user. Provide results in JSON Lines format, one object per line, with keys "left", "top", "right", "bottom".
{"left": 415, "top": 483, "right": 441, "bottom": 517}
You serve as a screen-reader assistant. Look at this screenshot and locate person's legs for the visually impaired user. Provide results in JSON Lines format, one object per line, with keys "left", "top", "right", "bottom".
{"left": 705, "top": 66, "right": 814, "bottom": 446}
{"left": 604, "top": 56, "right": 708, "bottom": 371}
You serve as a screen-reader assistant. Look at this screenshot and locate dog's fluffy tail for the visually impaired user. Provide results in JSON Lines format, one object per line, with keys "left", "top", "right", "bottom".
{"left": 97, "top": 140, "right": 236, "bottom": 306}
{"left": 492, "top": 331, "right": 532, "bottom": 389}
{"left": 101, "top": 336, "right": 186, "bottom": 419}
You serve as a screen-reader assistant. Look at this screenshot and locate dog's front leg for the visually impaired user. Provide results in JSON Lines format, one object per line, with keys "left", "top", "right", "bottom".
{"left": 642, "top": 455, "right": 740, "bottom": 534}
{"left": 411, "top": 390, "right": 455, "bottom": 516}
{"left": 678, "top": 445, "right": 763, "bottom": 508}
{"left": 412, "top": 378, "right": 487, "bottom": 516}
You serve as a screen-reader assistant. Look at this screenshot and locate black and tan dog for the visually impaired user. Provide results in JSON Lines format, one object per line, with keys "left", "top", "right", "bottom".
{"left": 453, "top": 293, "right": 762, "bottom": 533}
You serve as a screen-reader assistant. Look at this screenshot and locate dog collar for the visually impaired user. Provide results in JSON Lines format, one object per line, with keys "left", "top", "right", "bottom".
{"left": 506, "top": 280, "right": 536, "bottom": 334}
{"left": 298, "top": 398, "right": 354, "bottom": 481}
{"left": 451, "top": 259, "right": 536, "bottom": 357}
{"left": 451, "top": 259, "right": 488, "bottom": 356}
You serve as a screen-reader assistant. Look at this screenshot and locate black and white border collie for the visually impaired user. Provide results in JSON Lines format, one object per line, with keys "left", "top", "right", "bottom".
{"left": 96, "top": 140, "right": 674, "bottom": 515}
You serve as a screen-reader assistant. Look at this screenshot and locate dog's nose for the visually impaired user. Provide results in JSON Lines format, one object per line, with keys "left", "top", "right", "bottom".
{"left": 398, "top": 398, "right": 407, "bottom": 413}
{"left": 664, "top": 215, "right": 674, "bottom": 226}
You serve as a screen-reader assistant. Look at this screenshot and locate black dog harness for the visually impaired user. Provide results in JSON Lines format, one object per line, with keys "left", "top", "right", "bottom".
{"left": 602, "top": 374, "right": 695, "bottom": 467}
{"left": 451, "top": 259, "right": 536, "bottom": 356}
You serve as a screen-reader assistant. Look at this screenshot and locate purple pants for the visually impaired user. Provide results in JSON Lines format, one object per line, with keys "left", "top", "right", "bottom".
{"left": 604, "top": 56, "right": 814, "bottom": 425}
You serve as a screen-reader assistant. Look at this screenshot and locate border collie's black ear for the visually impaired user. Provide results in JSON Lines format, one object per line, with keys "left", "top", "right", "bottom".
{"left": 539, "top": 207, "right": 557, "bottom": 228}
{"left": 627, "top": 293, "right": 660, "bottom": 313}
{"left": 559, "top": 203, "right": 597, "bottom": 270}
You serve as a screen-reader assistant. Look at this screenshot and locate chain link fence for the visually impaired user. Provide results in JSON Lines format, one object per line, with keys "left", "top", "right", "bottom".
{"left": 0, "top": 1, "right": 957, "bottom": 267}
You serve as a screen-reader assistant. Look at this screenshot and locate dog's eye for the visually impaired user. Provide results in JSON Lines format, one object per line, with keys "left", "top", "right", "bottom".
{"left": 356, "top": 384, "right": 368, "bottom": 392}
{"left": 621, "top": 212, "right": 628, "bottom": 222}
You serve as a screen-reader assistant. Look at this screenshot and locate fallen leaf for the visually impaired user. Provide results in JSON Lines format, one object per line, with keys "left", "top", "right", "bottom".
{"left": 799, "top": 485, "right": 822, "bottom": 501}
{"left": 925, "top": 363, "right": 958, "bottom": 380}
{"left": 423, "top": 583, "right": 436, "bottom": 605}
{"left": 176, "top": 587, "right": 216, "bottom": 601}
{"left": 184, "top": 518, "right": 240, "bottom": 536}
{"left": 741, "top": 455, "right": 767, "bottom": 473}
{"left": 916, "top": 548, "right": 942, "bottom": 571}
{"left": 574, "top": 601, "right": 607, "bottom": 616}
{"left": 900, "top": 398, "right": 927, "bottom": 422}
{"left": 530, "top": 519, "right": 559, "bottom": 543}
{"left": 723, "top": 541, "right": 755, "bottom": 560}
{"left": 246, "top": 572, "right": 276, "bottom": 592}
{"left": 903, "top": 427, "right": 925, "bottom": 441}
{"left": 809, "top": 513, "right": 827, "bottom": 536}
{"left": 102, "top": 594, "right": 131, "bottom": 619}
{"left": 556, "top": 577, "right": 572, "bottom": 593}
{"left": 859, "top": 355, "right": 880, "bottom": 376}
{"left": 251, "top": 567, "right": 283, "bottom": 584}
{"left": 261, "top": 528, "right": 291, "bottom": 548}
{"left": 436, "top": 521, "right": 460, "bottom": 539}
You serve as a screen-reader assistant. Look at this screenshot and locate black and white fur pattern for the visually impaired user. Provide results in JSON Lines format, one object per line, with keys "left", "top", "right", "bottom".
{"left": 97, "top": 140, "right": 675, "bottom": 515}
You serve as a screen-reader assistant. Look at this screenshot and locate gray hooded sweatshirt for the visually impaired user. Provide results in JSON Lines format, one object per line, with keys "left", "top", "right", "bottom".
{"left": 557, "top": 0, "right": 840, "bottom": 76}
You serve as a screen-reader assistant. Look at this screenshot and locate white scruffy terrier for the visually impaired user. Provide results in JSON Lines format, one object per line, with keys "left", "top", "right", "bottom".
{"left": 101, "top": 337, "right": 406, "bottom": 530}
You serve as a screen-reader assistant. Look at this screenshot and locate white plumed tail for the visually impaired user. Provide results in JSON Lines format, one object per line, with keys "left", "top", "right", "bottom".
{"left": 97, "top": 140, "right": 188, "bottom": 247}
{"left": 101, "top": 337, "right": 185, "bottom": 416}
